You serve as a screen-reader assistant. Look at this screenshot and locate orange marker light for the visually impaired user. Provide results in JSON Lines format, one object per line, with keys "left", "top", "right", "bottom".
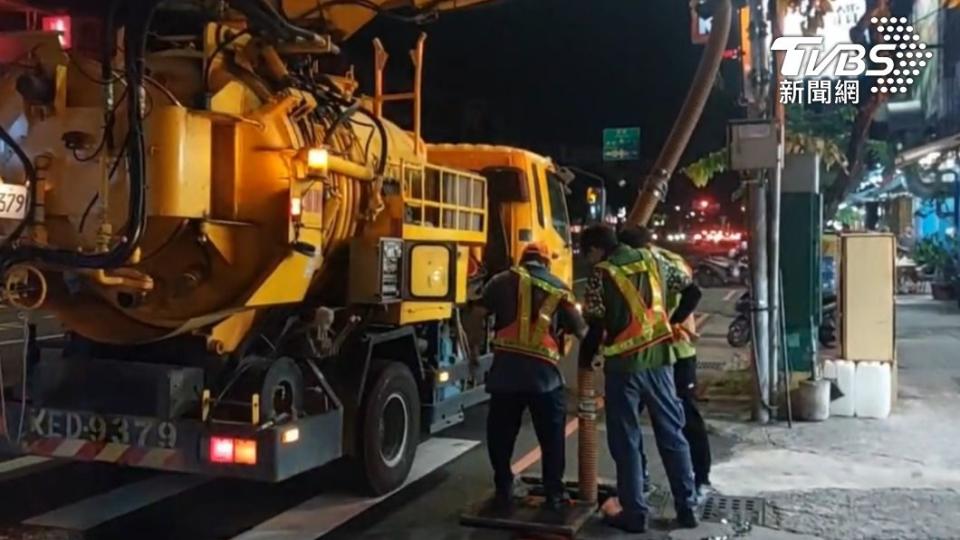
{"left": 234, "top": 439, "right": 258, "bottom": 465}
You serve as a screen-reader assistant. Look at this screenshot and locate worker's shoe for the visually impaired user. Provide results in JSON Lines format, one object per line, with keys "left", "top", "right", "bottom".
{"left": 603, "top": 512, "right": 647, "bottom": 533}
{"left": 642, "top": 471, "right": 653, "bottom": 495}
{"left": 543, "top": 490, "right": 571, "bottom": 512}
{"left": 675, "top": 507, "right": 700, "bottom": 529}
{"left": 491, "top": 491, "right": 515, "bottom": 513}
{"left": 695, "top": 482, "right": 713, "bottom": 505}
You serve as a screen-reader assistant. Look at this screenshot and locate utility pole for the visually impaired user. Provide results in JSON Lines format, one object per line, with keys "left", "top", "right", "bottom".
{"left": 746, "top": 0, "right": 772, "bottom": 423}
{"left": 767, "top": 0, "right": 786, "bottom": 416}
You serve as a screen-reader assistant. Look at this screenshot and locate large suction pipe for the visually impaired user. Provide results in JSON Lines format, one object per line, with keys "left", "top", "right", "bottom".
{"left": 578, "top": 0, "right": 733, "bottom": 507}
{"left": 625, "top": 0, "right": 733, "bottom": 227}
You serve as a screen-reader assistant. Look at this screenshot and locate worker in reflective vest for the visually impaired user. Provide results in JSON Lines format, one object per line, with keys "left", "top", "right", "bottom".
{"left": 481, "top": 241, "right": 587, "bottom": 511}
{"left": 578, "top": 224, "right": 701, "bottom": 533}
{"left": 620, "top": 226, "right": 712, "bottom": 499}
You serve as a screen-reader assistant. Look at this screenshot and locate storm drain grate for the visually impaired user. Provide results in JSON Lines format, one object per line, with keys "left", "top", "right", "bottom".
{"left": 698, "top": 360, "right": 727, "bottom": 371}
{"left": 700, "top": 495, "right": 767, "bottom": 525}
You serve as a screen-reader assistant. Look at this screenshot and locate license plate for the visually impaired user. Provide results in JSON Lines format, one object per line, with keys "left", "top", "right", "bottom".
{"left": 26, "top": 408, "right": 179, "bottom": 449}
{"left": 0, "top": 183, "right": 28, "bottom": 220}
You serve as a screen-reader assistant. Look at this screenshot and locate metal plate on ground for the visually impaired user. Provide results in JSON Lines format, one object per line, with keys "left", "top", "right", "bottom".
{"left": 700, "top": 495, "right": 767, "bottom": 525}
{"left": 461, "top": 497, "right": 596, "bottom": 538}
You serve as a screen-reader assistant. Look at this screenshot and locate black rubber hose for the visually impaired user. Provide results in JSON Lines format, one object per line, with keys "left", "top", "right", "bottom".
{"left": 0, "top": 0, "right": 159, "bottom": 272}
{"left": 351, "top": 107, "right": 388, "bottom": 176}
{"left": 322, "top": 101, "right": 360, "bottom": 145}
{"left": 203, "top": 29, "right": 251, "bottom": 92}
{"left": 231, "top": 0, "right": 317, "bottom": 42}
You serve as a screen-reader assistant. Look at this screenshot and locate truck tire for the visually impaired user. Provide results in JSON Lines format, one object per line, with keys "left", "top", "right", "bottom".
{"left": 358, "top": 361, "right": 420, "bottom": 495}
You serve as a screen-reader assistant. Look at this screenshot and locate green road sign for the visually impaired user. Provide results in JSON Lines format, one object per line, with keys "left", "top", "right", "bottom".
{"left": 603, "top": 127, "right": 641, "bottom": 161}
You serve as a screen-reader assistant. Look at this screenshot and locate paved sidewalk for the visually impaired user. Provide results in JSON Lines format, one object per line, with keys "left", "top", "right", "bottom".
{"left": 704, "top": 296, "right": 960, "bottom": 540}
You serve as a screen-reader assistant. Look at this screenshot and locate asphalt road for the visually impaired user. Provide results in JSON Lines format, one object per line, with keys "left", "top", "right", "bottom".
{"left": 0, "top": 287, "right": 743, "bottom": 540}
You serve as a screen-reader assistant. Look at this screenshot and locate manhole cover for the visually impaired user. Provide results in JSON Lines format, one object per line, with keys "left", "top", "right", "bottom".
{"left": 700, "top": 495, "right": 767, "bottom": 525}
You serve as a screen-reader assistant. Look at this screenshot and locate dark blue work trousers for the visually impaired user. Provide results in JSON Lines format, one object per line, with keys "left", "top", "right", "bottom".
{"left": 605, "top": 365, "right": 697, "bottom": 521}
{"left": 487, "top": 388, "right": 567, "bottom": 499}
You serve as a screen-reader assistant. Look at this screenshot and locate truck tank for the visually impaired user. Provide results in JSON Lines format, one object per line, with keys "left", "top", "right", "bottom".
{"left": 0, "top": 27, "right": 424, "bottom": 349}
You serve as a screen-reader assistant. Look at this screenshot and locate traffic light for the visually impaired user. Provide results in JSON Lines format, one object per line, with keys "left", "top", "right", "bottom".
{"left": 690, "top": 0, "right": 748, "bottom": 50}
{"left": 586, "top": 187, "right": 599, "bottom": 205}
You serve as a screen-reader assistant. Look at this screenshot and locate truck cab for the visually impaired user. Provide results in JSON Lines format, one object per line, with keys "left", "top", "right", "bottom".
{"left": 427, "top": 144, "right": 574, "bottom": 287}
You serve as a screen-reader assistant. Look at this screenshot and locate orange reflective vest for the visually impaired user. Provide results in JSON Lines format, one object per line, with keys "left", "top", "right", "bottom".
{"left": 596, "top": 249, "right": 673, "bottom": 358}
{"left": 492, "top": 266, "right": 573, "bottom": 364}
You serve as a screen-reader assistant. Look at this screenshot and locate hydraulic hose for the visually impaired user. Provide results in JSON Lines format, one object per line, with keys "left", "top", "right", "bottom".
{"left": 0, "top": 0, "right": 158, "bottom": 272}
{"left": 626, "top": 0, "right": 732, "bottom": 227}
{"left": 322, "top": 101, "right": 361, "bottom": 146}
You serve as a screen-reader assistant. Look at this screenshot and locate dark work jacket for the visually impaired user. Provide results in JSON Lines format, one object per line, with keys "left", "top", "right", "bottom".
{"left": 481, "top": 261, "right": 586, "bottom": 394}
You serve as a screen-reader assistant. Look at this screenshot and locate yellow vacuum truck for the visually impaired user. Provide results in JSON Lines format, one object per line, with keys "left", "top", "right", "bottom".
{"left": 0, "top": 0, "right": 575, "bottom": 494}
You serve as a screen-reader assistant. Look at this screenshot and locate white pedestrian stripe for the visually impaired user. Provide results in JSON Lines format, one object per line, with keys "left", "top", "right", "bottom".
{"left": 0, "top": 333, "right": 65, "bottom": 346}
{"left": 23, "top": 475, "right": 209, "bottom": 530}
{"left": 0, "top": 455, "right": 53, "bottom": 477}
{"left": 723, "top": 289, "right": 739, "bottom": 302}
{"left": 231, "top": 437, "right": 480, "bottom": 540}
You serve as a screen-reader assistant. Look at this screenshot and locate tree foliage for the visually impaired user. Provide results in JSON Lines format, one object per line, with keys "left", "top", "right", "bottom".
{"left": 680, "top": 0, "right": 895, "bottom": 212}
{"left": 682, "top": 149, "right": 727, "bottom": 188}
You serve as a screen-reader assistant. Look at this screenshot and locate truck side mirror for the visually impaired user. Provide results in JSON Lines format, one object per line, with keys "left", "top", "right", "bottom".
{"left": 482, "top": 167, "right": 529, "bottom": 202}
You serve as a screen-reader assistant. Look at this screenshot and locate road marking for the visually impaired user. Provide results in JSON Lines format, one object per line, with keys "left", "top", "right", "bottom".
{"left": 573, "top": 278, "right": 588, "bottom": 285}
{"left": 0, "top": 333, "right": 64, "bottom": 346}
{"left": 511, "top": 398, "right": 605, "bottom": 476}
{"left": 722, "top": 289, "right": 738, "bottom": 302}
{"left": 0, "top": 455, "right": 52, "bottom": 476}
{"left": 511, "top": 417, "right": 578, "bottom": 475}
{"left": 231, "top": 437, "right": 479, "bottom": 540}
{"left": 696, "top": 313, "right": 711, "bottom": 328}
{"left": 23, "top": 475, "right": 209, "bottom": 531}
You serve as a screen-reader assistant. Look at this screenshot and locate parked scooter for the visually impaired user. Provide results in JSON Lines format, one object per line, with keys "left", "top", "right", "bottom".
{"left": 727, "top": 291, "right": 838, "bottom": 348}
{"left": 694, "top": 253, "right": 749, "bottom": 288}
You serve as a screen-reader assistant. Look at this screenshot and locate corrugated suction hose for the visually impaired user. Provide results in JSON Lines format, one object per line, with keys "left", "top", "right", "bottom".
{"left": 577, "top": 366, "right": 598, "bottom": 503}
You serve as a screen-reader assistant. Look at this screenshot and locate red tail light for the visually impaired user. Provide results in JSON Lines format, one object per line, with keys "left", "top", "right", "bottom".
{"left": 209, "top": 437, "right": 234, "bottom": 463}
{"left": 42, "top": 16, "right": 72, "bottom": 49}
{"left": 208, "top": 437, "right": 257, "bottom": 465}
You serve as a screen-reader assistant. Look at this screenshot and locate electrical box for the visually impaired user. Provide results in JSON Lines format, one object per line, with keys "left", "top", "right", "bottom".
{"left": 841, "top": 233, "right": 896, "bottom": 362}
{"left": 728, "top": 120, "right": 781, "bottom": 171}
{"left": 349, "top": 237, "right": 404, "bottom": 304}
{"left": 780, "top": 154, "right": 822, "bottom": 372}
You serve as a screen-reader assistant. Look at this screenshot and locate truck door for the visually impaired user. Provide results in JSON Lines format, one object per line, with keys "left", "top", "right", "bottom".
{"left": 481, "top": 166, "right": 528, "bottom": 277}
{"left": 535, "top": 164, "right": 574, "bottom": 287}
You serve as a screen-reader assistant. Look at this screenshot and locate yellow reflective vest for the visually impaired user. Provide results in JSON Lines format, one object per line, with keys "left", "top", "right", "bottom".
{"left": 491, "top": 266, "right": 573, "bottom": 364}
{"left": 595, "top": 248, "right": 673, "bottom": 358}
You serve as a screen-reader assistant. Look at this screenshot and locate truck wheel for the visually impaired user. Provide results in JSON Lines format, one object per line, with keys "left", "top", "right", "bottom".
{"left": 358, "top": 361, "right": 420, "bottom": 495}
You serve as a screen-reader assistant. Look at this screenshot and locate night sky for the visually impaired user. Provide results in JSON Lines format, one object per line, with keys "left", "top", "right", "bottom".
{"left": 344, "top": 0, "right": 746, "bottom": 216}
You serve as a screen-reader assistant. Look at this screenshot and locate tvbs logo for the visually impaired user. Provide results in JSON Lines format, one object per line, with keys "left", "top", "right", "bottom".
{"left": 772, "top": 17, "right": 932, "bottom": 93}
